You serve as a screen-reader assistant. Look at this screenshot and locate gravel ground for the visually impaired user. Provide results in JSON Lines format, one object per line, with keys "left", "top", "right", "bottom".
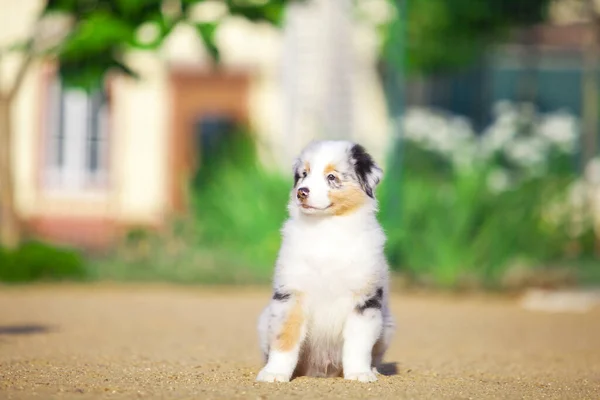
{"left": 0, "top": 284, "right": 599, "bottom": 399}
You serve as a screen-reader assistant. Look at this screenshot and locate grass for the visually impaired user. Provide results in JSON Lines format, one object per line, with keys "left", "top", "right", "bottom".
{"left": 85, "top": 222, "right": 273, "bottom": 285}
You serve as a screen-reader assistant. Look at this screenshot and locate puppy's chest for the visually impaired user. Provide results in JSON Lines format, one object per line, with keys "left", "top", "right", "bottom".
{"left": 287, "top": 239, "right": 376, "bottom": 295}
{"left": 292, "top": 225, "right": 371, "bottom": 262}
{"left": 279, "top": 219, "right": 384, "bottom": 295}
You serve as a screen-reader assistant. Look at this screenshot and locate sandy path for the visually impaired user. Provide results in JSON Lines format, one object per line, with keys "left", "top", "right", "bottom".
{"left": 0, "top": 284, "right": 599, "bottom": 399}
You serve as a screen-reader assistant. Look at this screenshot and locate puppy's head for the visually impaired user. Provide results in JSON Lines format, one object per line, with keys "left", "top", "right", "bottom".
{"left": 290, "top": 141, "right": 383, "bottom": 216}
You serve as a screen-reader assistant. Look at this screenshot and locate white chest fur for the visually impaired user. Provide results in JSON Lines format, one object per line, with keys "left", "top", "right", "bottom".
{"left": 274, "top": 210, "right": 386, "bottom": 298}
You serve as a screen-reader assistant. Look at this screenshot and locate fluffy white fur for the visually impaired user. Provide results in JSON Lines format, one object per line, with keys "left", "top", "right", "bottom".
{"left": 256, "top": 140, "right": 395, "bottom": 383}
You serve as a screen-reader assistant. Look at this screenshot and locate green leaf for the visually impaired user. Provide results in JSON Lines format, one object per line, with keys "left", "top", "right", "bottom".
{"left": 43, "top": 0, "right": 79, "bottom": 14}
{"left": 58, "top": 50, "right": 138, "bottom": 91}
{"left": 225, "top": 0, "right": 287, "bottom": 25}
{"left": 60, "top": 12, "right": 135, "bottom": 57}
{"left": 41, "top": 0, "right": 293, "bottom": 92}
{"left": 195, "top": 22, "right": 220, "bottom": 62}
{"left": 115, "top": 0, "right": 151, "bottom": 15}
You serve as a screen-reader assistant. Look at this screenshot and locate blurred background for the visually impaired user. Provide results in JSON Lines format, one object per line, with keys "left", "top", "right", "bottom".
{"left": 1, "top": 0, "right": 599, "bottom": 291}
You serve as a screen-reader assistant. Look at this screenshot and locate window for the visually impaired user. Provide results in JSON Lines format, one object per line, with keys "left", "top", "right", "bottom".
{"left": 44, "top": 78, "right": 109, "bottom": 193}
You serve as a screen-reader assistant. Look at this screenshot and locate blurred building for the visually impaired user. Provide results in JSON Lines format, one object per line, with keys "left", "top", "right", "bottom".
{"left": 0, "top": 0, "right": 388, "bottom": 249}
{"left": 406, "top": 1, "right": 600, "bottom": 133}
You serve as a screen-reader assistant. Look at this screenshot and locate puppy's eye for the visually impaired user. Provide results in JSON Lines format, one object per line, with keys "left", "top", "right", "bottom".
{"left": 302, "top": 171, "right": 307, "bottom": 178}
{"left": 327, "top": 174, "right": 336, "bottom": 182}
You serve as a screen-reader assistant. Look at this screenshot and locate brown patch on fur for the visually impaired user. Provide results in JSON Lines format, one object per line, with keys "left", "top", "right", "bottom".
{"left": 328, "top": 184, "right": 367, "bottom": 216}
{"left": 274, "top": 295, "right": 304, "bottom": 352}
{"left": 304, "top": 162, "right": 311, "bottom": 174}
{"left": 324, "top": 163, "right": 336, "bottom": 174}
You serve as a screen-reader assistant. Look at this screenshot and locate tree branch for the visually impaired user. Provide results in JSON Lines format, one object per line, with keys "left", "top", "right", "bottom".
{"left": 7, "top": 39, "right": 35, "bottom": 101}
{"left": 0, "top": 49, "right": 4, "bottom": 96}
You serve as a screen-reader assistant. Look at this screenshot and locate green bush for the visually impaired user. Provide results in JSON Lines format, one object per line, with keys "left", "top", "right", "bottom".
{"left": 190, "top": 131, "right": 289, "bottom": 277}
{"left": 90, "top": 131, "right": 288, "bottom": 284}
{"left": 379, "top": 156, "right": 581, "bottom": 288}
{"left": 379, "top": 103, "right": 596, "bottom": 288}
{"left": 0, "top": 241, "right": 87, "bottom": 282}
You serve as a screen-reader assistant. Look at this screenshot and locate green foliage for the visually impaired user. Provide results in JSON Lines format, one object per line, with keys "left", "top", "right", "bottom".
{"left": 195, "top": 22, "right": 220, "bottom": 61}
{"left": 91, "top": 131, "right": 289, "bottom": 284}
{"left": 38, "top": 0, "right": 293, "bottom": 90}
{"left": 190, "top": 131, "right": 290, "bottom": 274}
{"left": 225, "top": 0, "right": 288, "bottom": 24}
{"left": 377, "top": 103, "right": 595, "bottom": 289}
{"left": 382, "top": 0, "right": 552, "bottom": 73}
{"left": 87, "top": 222, "right": 273, "bottom": 284}
{"left": 379, "top": 151, "right": 581, "bottom": 288}
{"left": 0, "top": 241, "right": 86, "bottom": 282}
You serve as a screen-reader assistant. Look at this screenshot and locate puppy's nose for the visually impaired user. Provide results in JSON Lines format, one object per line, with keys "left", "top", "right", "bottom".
{"left": 297, "top": 187, "right": 309, "bottom": 200}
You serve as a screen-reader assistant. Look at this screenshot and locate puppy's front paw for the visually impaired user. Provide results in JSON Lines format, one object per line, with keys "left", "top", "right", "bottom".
{"left": 344, "top": 370, "right": 378, "bottom": 382}
{"left": 256, "top": 368, "right": 290, "bottom": 383}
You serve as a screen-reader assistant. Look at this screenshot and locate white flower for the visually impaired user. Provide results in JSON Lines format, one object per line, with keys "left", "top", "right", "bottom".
{"left": 400, "top": 102, "right": 580, "bottom": 182}
{"left": 449, "top": 116, "right": 475, "bottom": 142}
{"left": 402, "top": 108, "right": 434, "bottom": 144}
{"left": 504, "top": 136, "right": 548, "bottom": 170}
{"left": 481, "top": 102, "right": 521, "bottom": 155}
{"left": 566, "top": 180, "right": 592, "bottom": 237}
{"left": 492, "top": 100, "right": 514, "bottom": 119}
{"left": 402, "top": 108, "right": 476, "bottom": 161}
{"left": 487, "top": 168, "right": 511, "bottom": 193}
{"left": 567, "top": 180, "right": 588, "bottom": 211}
{"left": 481, "top": 123, "right": 517, "bottom": 156}
{"left": 536, "top": 112, "right": 578, "bottom": 153}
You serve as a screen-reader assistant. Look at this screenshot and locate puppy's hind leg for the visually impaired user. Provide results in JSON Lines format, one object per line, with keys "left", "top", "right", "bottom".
{"left": 256, "top": 291, "right": 306, "bottom": 383}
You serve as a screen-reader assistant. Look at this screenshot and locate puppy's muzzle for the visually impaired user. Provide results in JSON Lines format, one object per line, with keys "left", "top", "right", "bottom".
{"left": 297, "top": 187, "right": 309, "bottom": 200}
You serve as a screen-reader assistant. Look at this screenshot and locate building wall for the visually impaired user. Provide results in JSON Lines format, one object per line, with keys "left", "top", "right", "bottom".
{"left": 112, "top": 51, "right": 170, "bottom": 225}
{"left": 1, "top": 0, "right": 43, "bottom": 220}
{"left": 2, "top": 0, "right": 390, "bottom": 247}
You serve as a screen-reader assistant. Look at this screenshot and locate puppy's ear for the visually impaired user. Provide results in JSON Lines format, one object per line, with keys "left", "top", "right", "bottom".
{"left": 292, "top": 158, "right": 302, "bottom": 187}
{"left": 350, "top": 144, "right": 383, "bottom": 198}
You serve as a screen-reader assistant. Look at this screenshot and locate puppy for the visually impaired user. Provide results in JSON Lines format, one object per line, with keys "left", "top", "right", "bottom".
{"left": 256, "top": 140, "right": 394, "bottom": 383}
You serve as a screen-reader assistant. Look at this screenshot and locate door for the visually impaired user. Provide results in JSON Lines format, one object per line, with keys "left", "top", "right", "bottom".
{"left": 169, "top": 68, "right": 249, "bottom": 212}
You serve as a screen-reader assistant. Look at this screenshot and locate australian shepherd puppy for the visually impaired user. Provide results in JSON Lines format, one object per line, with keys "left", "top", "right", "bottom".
{"left": 257, "top": 140, "right": 394, "bottom": 383}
